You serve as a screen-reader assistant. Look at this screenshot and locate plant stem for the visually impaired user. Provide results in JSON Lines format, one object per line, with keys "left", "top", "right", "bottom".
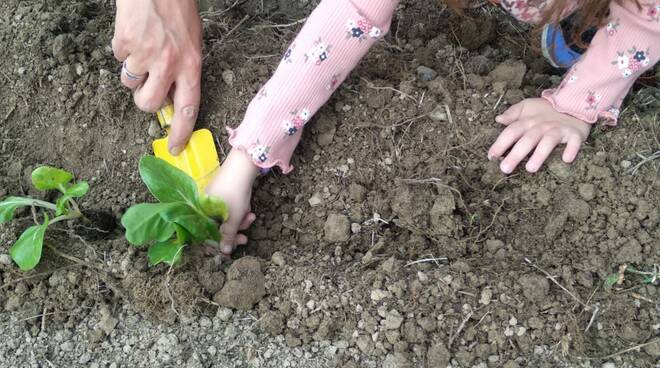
{"left": 49, "top": 211, "right": 82, "bottom": 225}
{"left": 30, "top": 199, "right": 57, "bottom": 212}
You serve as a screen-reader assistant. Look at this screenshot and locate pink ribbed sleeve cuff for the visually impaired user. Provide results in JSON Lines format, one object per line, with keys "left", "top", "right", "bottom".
{"left": 542, "top": 1, "right": 660, "bottom": 125}
{"left": 228, "top": 0, "right": 399, "bottom": 173}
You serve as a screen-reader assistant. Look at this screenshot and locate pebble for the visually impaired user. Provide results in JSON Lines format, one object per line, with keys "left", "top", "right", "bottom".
{"left": 0, "top": 254, "right": 11, "bottom": 266}
{"left": 370, "top": 289, "right": 391, "bottom": 302}
{"left": 216, "top": 307, "right": 234, "bottom": 322}
{"left": 620, "top": 160, "right": 632, "bottom": 169}
{"left": 416, "top": 66, "right": 438, "bottom": 81}
{"left": 17, "top": 67, "right": 26, "bottom": 75}
{"left": 382, "top": 310, "right": 404, "bottom": 330}
{"left": 271, "top": 252, "right": 286, "bottom": 267}
{"left": 479, "top": 288, "right": 492, "bottom": 305}
{"left": 222, "top": 70, "right": 235, "bottom": 86}
{"left": 578, "top": 183, "right": 596, "bottom": 201}
{"left": 509, "top": 316, "right": 518, "bottom": 326}
{"left": 148, "top": 120, "right": 162, "bottom": 138}
{"left": 351, "top": 223, "right": 361, "bottom": 234}
{"left": 429, "top": 105, "right": 448, "bottom": 122}
{"left": 308, "top": 192, "right": 323, "bottom": 207}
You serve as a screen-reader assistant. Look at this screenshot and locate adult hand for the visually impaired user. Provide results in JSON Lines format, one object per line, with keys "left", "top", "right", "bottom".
{"left": 112, "top": 0, "right": 203, "bottom": 155}
{"left": 205, "top": 149, "right": 259, "bottom": 255}
{"left": 488, "top": 98, "right": 592, "bottom": 174}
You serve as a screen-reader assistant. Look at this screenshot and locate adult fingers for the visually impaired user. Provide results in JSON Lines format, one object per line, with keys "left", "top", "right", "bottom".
{"left": 133, "top": 68, "right": 172, "bottom": 113}
{"left": 488, "top": 120, "right": 528, "bottom": 161}
{"left": 168, "top": 70, "right": 201, "bottom": 156}
{"left": 111, "top": 36, "right": 129, "bottom": 62}
{"left": 495, "top": 101, "right": 525, "bottom": 125}
{"left": 525, "top": 130, "right": 562, "bottom": 172}
{"left": 120, "top": 57, "right": 148, "bottom": 89}
{"left": 499, "top": 127, "right": 544, "bottom": 174}
{"left": 562, "top": 134, "right": 583, "bottom": 163}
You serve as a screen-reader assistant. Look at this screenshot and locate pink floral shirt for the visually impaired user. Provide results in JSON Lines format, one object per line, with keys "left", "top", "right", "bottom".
{"left": 227, "top": 0, "right": 660, "bottom": 172}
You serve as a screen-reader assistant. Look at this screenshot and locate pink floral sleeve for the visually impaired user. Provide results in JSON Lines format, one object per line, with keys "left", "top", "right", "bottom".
{"left": 542, "top": 1, "right": 660, "bottom": 124}
{"left": 227, "top": 0, "right": 399, "bottom": 173}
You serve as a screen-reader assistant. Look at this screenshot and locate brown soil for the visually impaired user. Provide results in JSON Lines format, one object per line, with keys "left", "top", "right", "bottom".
{"left": 0, "top": 1, "right": 658, "bottom": 367}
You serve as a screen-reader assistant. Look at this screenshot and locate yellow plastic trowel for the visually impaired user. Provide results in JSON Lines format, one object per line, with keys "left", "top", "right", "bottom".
{"left": 153, "top": 103, "right": 220, "bottom": 191}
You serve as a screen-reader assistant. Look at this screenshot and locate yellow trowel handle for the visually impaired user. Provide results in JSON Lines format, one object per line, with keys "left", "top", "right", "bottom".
{"left": 155, "top": 102, "right": 175, "bottom": 133}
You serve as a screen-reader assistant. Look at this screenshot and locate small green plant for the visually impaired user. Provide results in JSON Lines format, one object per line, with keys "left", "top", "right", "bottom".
{"left": 0, "top": 166, "right": 89, "bottom": 270}
{"left": 121, "top": 155, "right": 228, "bottom": 266}
{"left": 604, "top": 264, "right": 659, "bottom": 288}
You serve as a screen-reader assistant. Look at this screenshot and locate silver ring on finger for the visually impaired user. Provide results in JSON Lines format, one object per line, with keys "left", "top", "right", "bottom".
{"left": 122, "top": 60, "right": 146, "bottom": 81}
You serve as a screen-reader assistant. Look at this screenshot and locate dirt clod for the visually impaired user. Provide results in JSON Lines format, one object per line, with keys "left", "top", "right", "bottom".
{"left": 324, "top": 213, "right": 351, "bottom": 242}
{"left": 213, "top": 257, "right": 266, "bottom": 310}
{"left": 519, "top": 274, "right": 550, "bottom": 302}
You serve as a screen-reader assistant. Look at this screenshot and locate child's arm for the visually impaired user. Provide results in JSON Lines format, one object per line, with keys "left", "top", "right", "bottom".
{"left": 489, "top": 1, "right": 659, "bottom": 173}
{"left": 208, "top": 0, "right": 399, "bottom": 254}
{"left": 227, "top": 0, "right": 399, "bottom": 173}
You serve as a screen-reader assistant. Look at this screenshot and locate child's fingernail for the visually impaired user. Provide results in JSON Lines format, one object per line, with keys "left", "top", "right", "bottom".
{"left": 221, "top": 244, "right": 233, "bottom": 255}
{"left": 169, "top": 145, "right": 183, "bottom": 156}
{"left": 495, "top": 115, "right": 503, "bottom": 123}
{"left": 526, "top": 163, "right": 537, "bottom": 172}
{"left": 487, "top": 152, "right": 493, "bottom": 161}
{"left": 500, "top": 162, "right": 511, "bottom": 174}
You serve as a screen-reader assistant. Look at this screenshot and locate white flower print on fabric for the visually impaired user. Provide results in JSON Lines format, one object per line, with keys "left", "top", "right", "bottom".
{"left": 282, "top": 109, "right": 311, "bottom": 136}
{"left": 606, "top": 18, "right": 620, "bottom": 36}
{"left": 304, "top": 38, "right": 332, "bottom": 66}
{"left": 248, "top": 141, "right": 270, "bottom": 164}
{"left": 606, "top": 106, "right": 620, "bottom": 120}
{"left": 611, "top": 47, "right": 651, "bottom": 78}
{"left": 346, "top": 18, "right": 382, "bottom": 41}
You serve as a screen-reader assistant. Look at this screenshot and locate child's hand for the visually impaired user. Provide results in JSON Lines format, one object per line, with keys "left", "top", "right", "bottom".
{"left": 205, "top": 149, "right": 259, "bottom": 255}
{"left": 488, "top": 98, "right": 592, "bottom": 174}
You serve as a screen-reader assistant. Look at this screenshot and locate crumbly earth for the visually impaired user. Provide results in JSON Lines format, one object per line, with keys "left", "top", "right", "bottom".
{"left": 1, "top": 1, "right": 659, "bottom": 367}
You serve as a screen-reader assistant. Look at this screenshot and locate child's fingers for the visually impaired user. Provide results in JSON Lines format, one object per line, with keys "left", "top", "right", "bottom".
{"left": 562, "top": 134, "right": 583, "bottom": 163}
{"left": 495, "top": 101, "right": 525, "bottom": 125}
{"left": 239, "top": 212, "right": 256, "bottom": 231}
{"left": 168, "top": 74, "right": 200, "bottom": 156}
{"left": 235, "top": 234, "right": 248, "bottom": 246}
{"left": 525, "top": 130, "right": 562, "bottom": 172}
{"left": 499, "top": 127, "right": 544, "bottom": 174}
{"left": 488, "top": 121, "right": 527, "bottom": 160}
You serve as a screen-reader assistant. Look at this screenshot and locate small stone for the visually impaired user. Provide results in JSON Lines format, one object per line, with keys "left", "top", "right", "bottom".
{"left": 479, "top": 288, "right": 492, "bottom": 305}
{"left": 0, "top": 254, "right": 11, "bottom": 266}
{"left": 324, "top": 213, "right": 350, "bottom": 242}
{"left": 75, "top": 64, "right": 84, "bottom": 76}
{"left": 417, "top": 271, "right": 429, "bottom": 283}
{"left": 99, "top": 311, "right": 118, "bottom": 335}
{"left": 271, "top": 252, "right": 286, "bottom": 267}
{"left": 222, "top": 70, "right": 235, "bottom": 86}
{"left": 643, "top": 339, "right": 660, "bottom": 356}
{"left": 370, "top": 289, "right": 391, "bottom": 302}
{"left": 351, "top": 223, "right": 362, "bottom": 234}
{"left": 509, "top": 316, "right": 518, "bottom": 326}
{"left": 429, "top": 105, "right": 448, "bottom": 122}
{"left": 504, "top": 327, "right": 514, "bottom": 337}
{"left": 380, "top": 256, "right": 398, "bottom": 273}
{"left": 17, "top": 67, "right": 26, "bottom": 75}
{"left": 416, "top": 66, "right": 438, "bottom": 81}
{"left": 216, "top": 307, "right": 233, "bottom": 322}
{"left": 148, "top": 120, "right": 162, "bottom": 138}
{"left": 516, "top": 327, "right": 527, "bottom": 336}
{"left": 259, "top": 311, "right": 285, "bottom": 335}
{"left": 620, "top": 160, "right": 632, "bottom": 169}
{"left": 348, "top": 184, "right": 367, "bottom": 202}
{"left": 382, "top": 310, "right": 404, "bottom": 330}
{"left": 308, "top": 192, "right": 323, "bottom": 207}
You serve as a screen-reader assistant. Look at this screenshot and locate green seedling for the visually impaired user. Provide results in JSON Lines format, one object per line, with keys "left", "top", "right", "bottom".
{"left": 604, "top": 264, "right": 659, "bottom": 289}
{"left": 0, "top": 166, "right": 89, "bottom": 271}
{"left": 121, "top": 155, "right": 228, "bottom": 266}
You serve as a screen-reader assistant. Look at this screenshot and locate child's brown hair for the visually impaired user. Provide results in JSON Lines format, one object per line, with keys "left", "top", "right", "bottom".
{"left": 445, "top": 0, "right": 640, "bottom": 48}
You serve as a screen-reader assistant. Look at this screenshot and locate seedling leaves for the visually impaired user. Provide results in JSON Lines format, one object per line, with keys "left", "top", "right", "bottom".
{"left": 0, "top": 197, "right": 36, "bottom": 223}
{"left": 9, "top": 216, "right": 48, "bottom": 271}
{"left": 121, "top": 203, "right": 178, "bottom": 246}
{"left": 31, "top": 166, "right": 73, "bottom": 191}
{"left": 160, "top": 204, "right": 220, "bottom": 242}
{"left": 199, "top": 193, "right": 229, "bottom": 222}
{"left": 148, "top": 240, "right": 185, "bottom": 266}
{"left": 139, "top": 156, "right": 198, "bottom": 205}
